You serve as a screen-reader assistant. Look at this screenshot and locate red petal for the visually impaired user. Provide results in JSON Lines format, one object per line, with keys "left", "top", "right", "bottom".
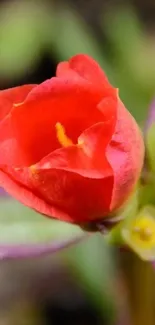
{"left": 0, "top": 85, "right": 36, "bottom": 166}
{"left": 11, "top": 77, "right": 106, "bottom": 166}
{"left": 0, "top": 168, "right": 67, "bottom": 221}
{"left": 56, "top": 62, "right": 80, "bottom": 79}
{"left": 107, "top": 99, "right": 145, "bottom": 211}
{"left": 56, "top": 62, "right": 70, "bottom": 77}
{"left": 36, "top": 124, "right": 113, "bottom": 178}
{"left": 57, "top": 54, "right": 115, "bottom": 97}
{"left": 79, "top": 97, "right": 117, "bottom": 154}
{"left": 0, "top": 116, "right": 116, "bottom": 223}
{"left": 0, "top": 163, "right": 113, "bottom": 223}
{"left": 30, "top": 168, "right": 113, "bottom": 223}
{"left": 0, "top": 116, "right": 29, "bottom": 166}
{"left": 37, "top": 99, "right": 115, "bottom": 176}
{"left": 18, "top": 120, "right": 115, "bottom": 222}
{"left": 0, "top": 85, "right": 36, "bottom": 121}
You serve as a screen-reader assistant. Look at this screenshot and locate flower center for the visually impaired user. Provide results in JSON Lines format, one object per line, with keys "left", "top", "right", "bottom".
{"left": 55, "top": 122, "right": 74, "bottom": 147}
{"left": 132, "top": 215, "right": 155, "bottom": 244}
{"left": 133, "top": 226, "right": 153, "bottom": 241}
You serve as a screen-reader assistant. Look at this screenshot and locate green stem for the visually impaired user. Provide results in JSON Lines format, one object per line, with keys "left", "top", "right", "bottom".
{"left": 119, "top": 251, "right": 155, "bottom": 325}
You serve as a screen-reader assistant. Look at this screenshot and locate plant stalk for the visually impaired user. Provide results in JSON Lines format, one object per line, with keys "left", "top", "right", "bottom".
{"left": 119, "top": 251, "right": 155, "bottom": 325}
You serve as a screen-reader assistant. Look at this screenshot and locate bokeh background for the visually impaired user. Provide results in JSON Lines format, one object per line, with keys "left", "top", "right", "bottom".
{"left": 0, "top": 0, "right": 155, "bottom": 324}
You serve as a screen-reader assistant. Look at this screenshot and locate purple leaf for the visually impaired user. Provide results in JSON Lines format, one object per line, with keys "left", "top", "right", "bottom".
{"left": 144, "top": 99, "right": 155, "bottom": 134}
{"left": 0, "top": 235, "right": 87, "bottom": 260}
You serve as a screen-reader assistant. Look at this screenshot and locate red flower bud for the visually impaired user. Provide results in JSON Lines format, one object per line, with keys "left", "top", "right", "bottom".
{"left": 0, "top": 54, "right": 144, "bottom": 223}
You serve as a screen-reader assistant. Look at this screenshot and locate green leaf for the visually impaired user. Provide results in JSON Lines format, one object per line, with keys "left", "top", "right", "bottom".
{"left": 0, "top": 199, "right": 84, "bottom": 245}
{"left": 46, "top": 6, "right": 114, "bottom": 83}
{"left": 101, "top": 6, "right": 155, "bottom": 123}
{"left": 139, "top": 183, "right": 155, "bottom": 207}
{"left": 102, "top": 6, "right": 155, "bottom": 91}
{"left": 0, "top": 0, "right": 49, "bottom": 79}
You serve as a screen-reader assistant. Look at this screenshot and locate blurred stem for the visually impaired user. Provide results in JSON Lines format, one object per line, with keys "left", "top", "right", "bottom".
{"left": 119, "top": 251, "right": 155, "bottom": 325}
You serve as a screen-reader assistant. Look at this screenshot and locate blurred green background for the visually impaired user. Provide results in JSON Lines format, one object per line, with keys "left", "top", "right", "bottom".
{"left": 0, "top": 0, "right": 155, "bottom": 324}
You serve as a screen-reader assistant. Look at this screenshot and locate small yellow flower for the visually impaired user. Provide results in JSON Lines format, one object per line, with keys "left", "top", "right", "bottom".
{"left": 122, "top": 206, "right": 155, "bottom": 260}
{"left": 131, "top": 215, "right": 155, "bottom": 248}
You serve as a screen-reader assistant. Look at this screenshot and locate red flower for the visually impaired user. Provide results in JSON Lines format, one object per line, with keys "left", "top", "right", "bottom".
{"left": 0, "top": 55, "right": 144, "bottom": 224}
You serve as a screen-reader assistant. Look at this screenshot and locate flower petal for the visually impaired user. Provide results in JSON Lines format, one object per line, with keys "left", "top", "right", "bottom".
{"left": 79, "top": 97, "right": 117, "bottom": 159}
{"left": 10, "top": 77, "right": 106, "bottom": 166}
{"left": 107, "top": 100, "right": 145, "bottom": 212}
{"left": 0, "top": 157, "right": 113, "bottom": 223}
{"left": 56, "top": 54, "right": 107, "bottom": 85}
{"left": 0, "top": 85, "right": 36, "bottom": 121}
{"left": 0, "top": 85, "right": 37, "bottom": 166}
{"left": 0, "top": 167, "right": 73, "bottom": 222}
{"left": 57, "top": 54, "right": 115, "bottom": 97}
{"left": 0, "top": 93, "right": 117, "bottom": 222}
{"left": 0, "top": 117, "right": 31, "bottom": 166}
{"left": 37, "top": 101, "right": 116, "bottom": 177}
{"left": 56, "top": 62, "right": 80, "bottom": 79}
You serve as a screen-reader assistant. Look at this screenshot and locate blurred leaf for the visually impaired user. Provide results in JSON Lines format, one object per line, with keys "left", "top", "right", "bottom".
{"left": 0, "top": 198, "right": 85, "bottom": 258}
{"left": 103, "top": 6, "right": 155, "bottom": 89}
{"left": 103, "top": 6, "right": 143, "bottom": 61}
{"left": 146, "top": 123, "right": 155, "bottom": 172}
{"left": 0, "top": 0, "right": 50, "bottom": 79}
{"left": 139, "top": 183, "right": 155, "bottom": 207}
{"left": 144, "top": 99, "right": 155, "bottom": 134}
{"left": 46, "top": 6, "right": 114, "bottom": 83}
{"left": 0, "top": 199, "right": 83, "bottom": 244}
{"left": 64, "top": 234, "right": 116, "bottom": 323}
{"left": 101, "top": 6, "right": 155, "bottom": 123}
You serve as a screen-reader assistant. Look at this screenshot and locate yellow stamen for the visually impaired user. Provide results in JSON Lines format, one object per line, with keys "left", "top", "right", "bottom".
{"left": 29, "top": 165, "right": 39, "bottom": 180}
{"left": 13, "top": 102, "right": 23, "bottom": 107}
{"left": 55, "top": 122, "right": 74, "bottom": 147}
{"left": 78, "top": 138, "right": 84, "bottom": 147}
{"left": 30, "top": 165, "right": 36, "bottom": 174}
